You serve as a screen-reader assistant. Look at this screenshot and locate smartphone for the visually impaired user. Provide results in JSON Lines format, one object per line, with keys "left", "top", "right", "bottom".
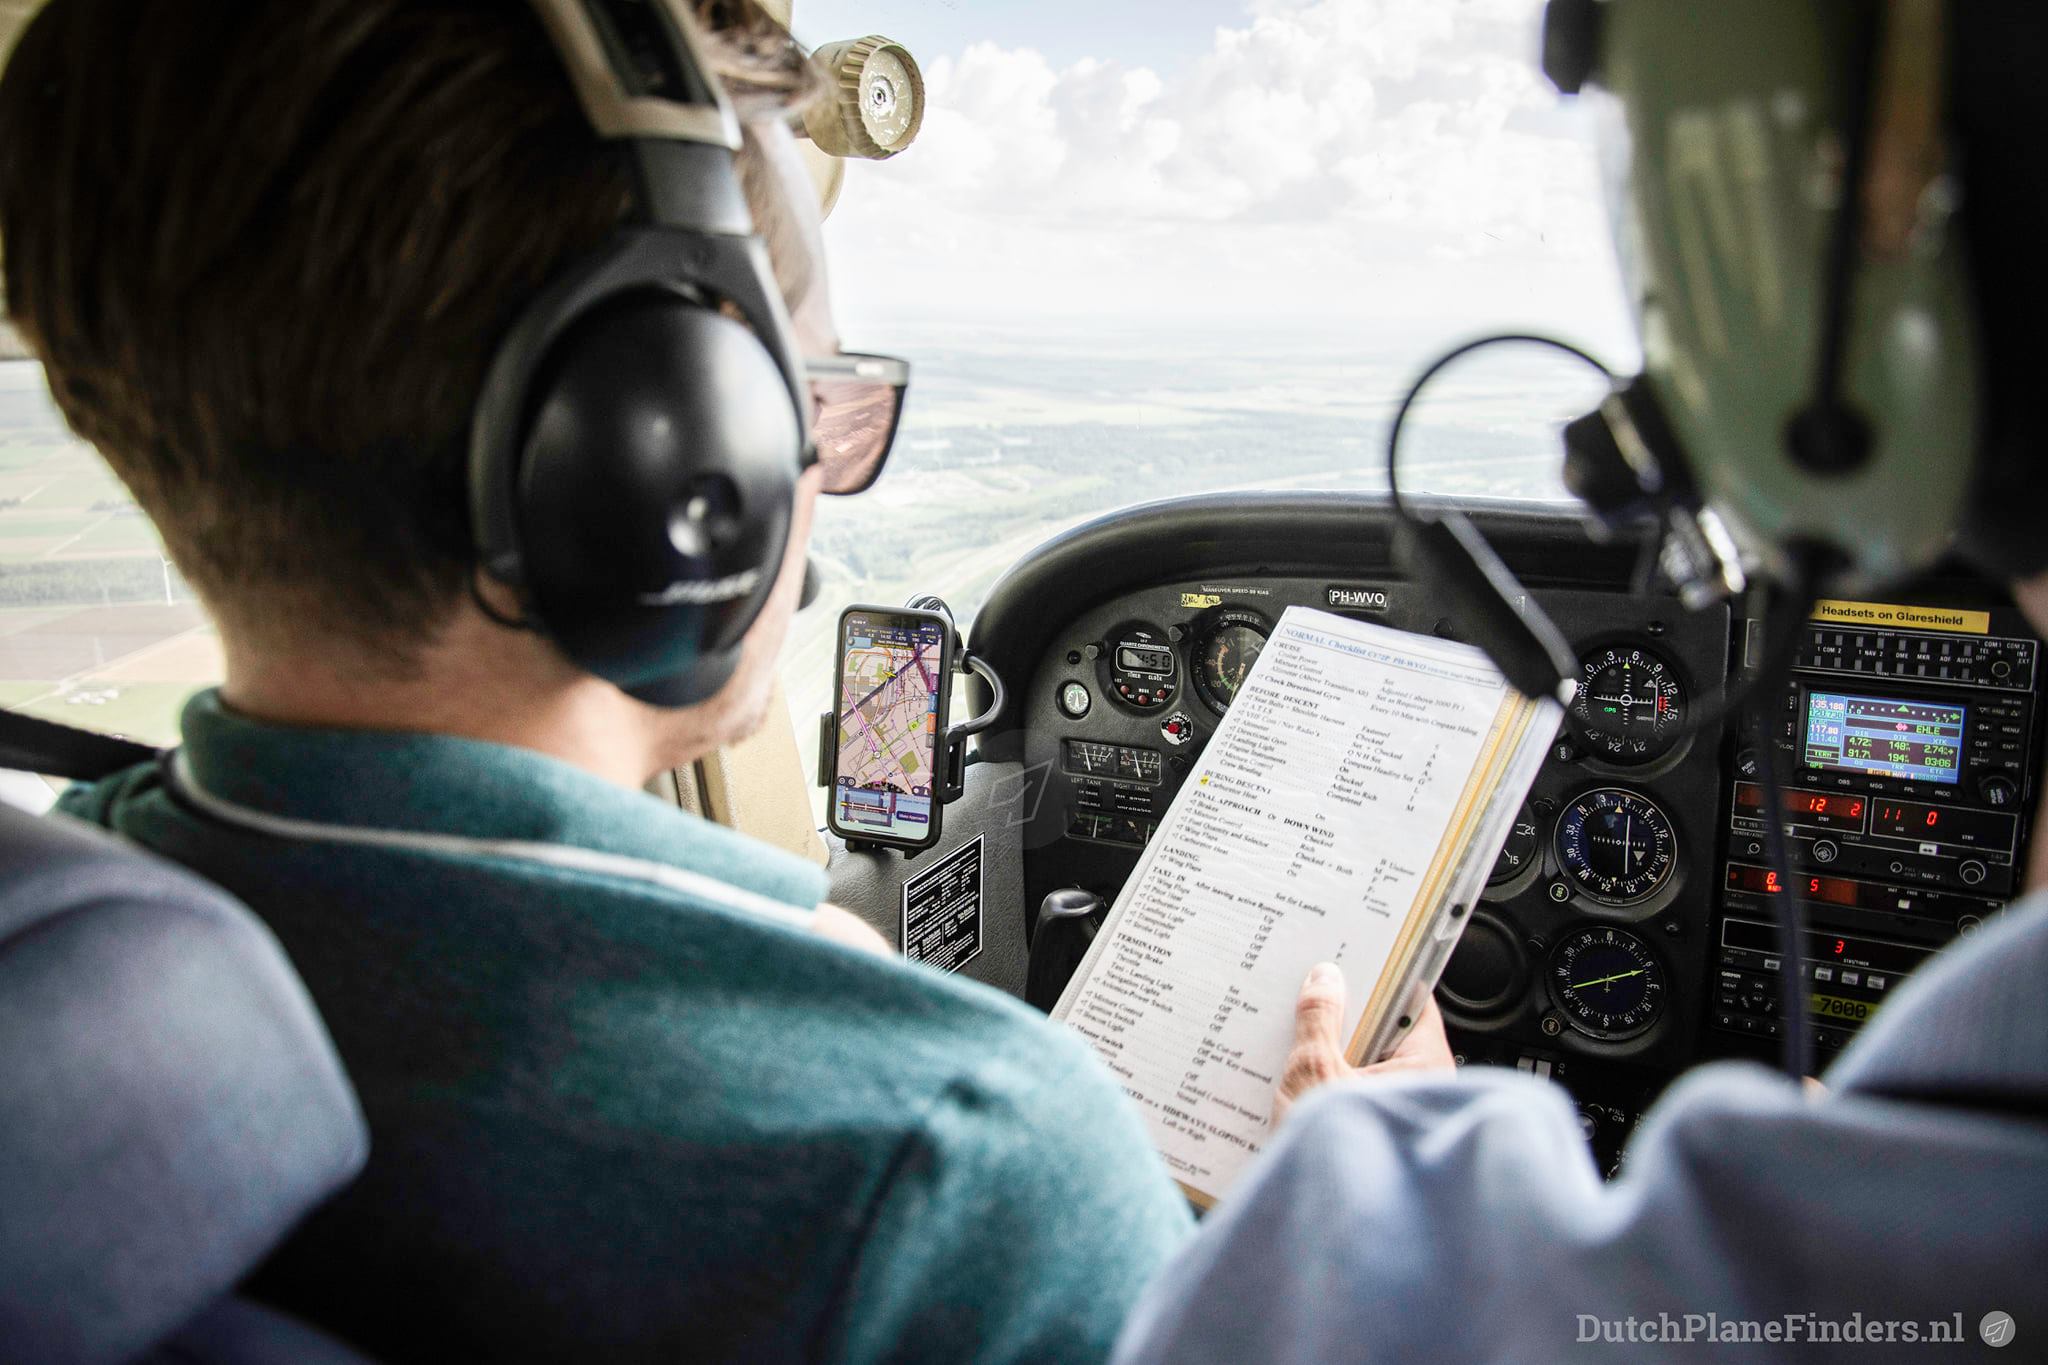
{"left": 827, "top": 604, "right": 955, "bottom": 849}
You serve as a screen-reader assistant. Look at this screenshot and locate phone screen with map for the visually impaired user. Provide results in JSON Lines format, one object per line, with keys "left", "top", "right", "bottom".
{"left": 829, "top": 605, "right": 954, "bottom": 848}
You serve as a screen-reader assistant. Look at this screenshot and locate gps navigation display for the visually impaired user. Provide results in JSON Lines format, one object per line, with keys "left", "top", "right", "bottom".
{"left": 831, "top": 608, "right": 951, "bottom": 845}
{"left": 1802, "top": 691, "right": 1966, "bottom": 786}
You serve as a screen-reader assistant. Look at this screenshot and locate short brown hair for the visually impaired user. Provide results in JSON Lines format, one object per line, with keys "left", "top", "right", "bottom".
{"left": 0, "top": 0, "right": 813, "bottom": 669}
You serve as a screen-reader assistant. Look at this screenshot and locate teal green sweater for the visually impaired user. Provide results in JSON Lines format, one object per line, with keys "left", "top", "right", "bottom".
{"left": 60, "top": 692, "right": 1191, "bottom": 1363}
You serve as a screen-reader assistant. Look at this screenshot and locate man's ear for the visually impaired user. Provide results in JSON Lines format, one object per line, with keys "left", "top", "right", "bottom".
{"left": 468, "top": 569, "right": 534, "bottom": 635}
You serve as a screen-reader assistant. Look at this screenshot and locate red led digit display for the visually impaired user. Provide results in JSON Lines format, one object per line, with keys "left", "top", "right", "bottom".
{"left": 1733, "top": 783, "right": 1869, "bottom": 825}
{"left": 1723, "top": 864, "right": 1875, "bottom": 908}
{"left": 1722, "top": 917, "right": 1933, "bottom": 974}
{"left": 1869, "top": 800, "right": 2015, "bottom": 848}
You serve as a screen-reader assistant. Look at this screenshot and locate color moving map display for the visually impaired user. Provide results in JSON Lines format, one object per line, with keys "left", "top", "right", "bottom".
{"left": 834, "top": 611, "right": 944, "bottom": 840}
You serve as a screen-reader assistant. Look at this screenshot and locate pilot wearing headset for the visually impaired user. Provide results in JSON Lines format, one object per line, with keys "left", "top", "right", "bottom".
{"left": 0, "top": 1, "right": 1191, "bottom": 1360}
{"left": 1113, "top": 3, "right": 2047, "bottom": 1361}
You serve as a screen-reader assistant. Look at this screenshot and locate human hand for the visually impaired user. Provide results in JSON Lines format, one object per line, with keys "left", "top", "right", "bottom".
{"left": 1273, "top": 962, "right": 1457, "bottom": 1128}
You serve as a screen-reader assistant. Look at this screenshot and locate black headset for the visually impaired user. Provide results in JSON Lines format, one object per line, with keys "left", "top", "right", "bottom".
{"left": 468, "top": 0, "right": 812, "bottom": 708}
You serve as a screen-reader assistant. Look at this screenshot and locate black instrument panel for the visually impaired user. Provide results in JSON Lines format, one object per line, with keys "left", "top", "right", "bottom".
{"left": 964, "top": 493, "right": 2042, "bottom": 1169}
{"left": 1018, "top": 576, "right": 1729, "bottom": 1089}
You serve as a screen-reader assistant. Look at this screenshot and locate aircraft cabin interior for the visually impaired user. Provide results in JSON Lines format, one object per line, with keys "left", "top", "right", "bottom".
{"left": 2, "top": 0, "right": 2043, "bottom": 1361}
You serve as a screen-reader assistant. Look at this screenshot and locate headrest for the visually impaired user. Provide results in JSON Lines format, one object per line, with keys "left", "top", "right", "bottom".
{"left": 0, "top": 808, "right": 369, "bottom": 1365}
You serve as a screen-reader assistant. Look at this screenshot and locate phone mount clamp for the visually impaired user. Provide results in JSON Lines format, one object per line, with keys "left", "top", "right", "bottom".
{"left": 818, "top": 594, "right": 1007, "bottom": 858}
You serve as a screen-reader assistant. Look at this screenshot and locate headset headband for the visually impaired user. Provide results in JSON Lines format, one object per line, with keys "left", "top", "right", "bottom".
{"left": 465, "top": 0, "right": 814, "bottom": 706}
{"left": 529, "top": 0, "right": 742, "bottom": 149}
{"left": 508, "top": 0, "right": 808, "bottom": 433}
{"left": 525, "top": 0, "right": 782, "bottom": 238}
{"left": 471, "top": 0, "right": 812, "bottom": 582}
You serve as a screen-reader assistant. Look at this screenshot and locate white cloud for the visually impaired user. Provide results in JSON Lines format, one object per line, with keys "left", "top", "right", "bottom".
{"left": 822, "top": 0, "right": 1635, "bottom": 355}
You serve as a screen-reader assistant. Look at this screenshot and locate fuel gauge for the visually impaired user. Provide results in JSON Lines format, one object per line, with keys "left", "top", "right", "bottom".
{"left": 1063, "top": 740, "right": 1119, "bottom": 778}
{"left": 1117, "top": 746, "right": 1163, "bottom": 785}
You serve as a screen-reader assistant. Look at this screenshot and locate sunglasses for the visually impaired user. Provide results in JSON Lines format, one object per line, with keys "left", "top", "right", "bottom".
{"left": 804, "top": 352, "right": 910, "bottom": 496}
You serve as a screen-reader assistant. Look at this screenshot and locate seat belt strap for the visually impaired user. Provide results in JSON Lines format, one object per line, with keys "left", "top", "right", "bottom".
{"left": 0, "top": 708, "right": 158, "bottom": 781}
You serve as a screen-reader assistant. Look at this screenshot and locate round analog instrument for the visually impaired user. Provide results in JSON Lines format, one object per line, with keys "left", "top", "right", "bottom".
{"left": 1191, "top": 609, "right": 1270, "bottom": 715}
{"left": 1554, "top": 788, "right": 1677, "bottom": 906}
{"left": 1488, "top": 801, "right": 1541, "bottom": 886}
{"left": 1571, "top": 644, "right": 1687, "bottom": 763}
{"left": 1549, "top": 925, "right": 1667, "bottom": 1040}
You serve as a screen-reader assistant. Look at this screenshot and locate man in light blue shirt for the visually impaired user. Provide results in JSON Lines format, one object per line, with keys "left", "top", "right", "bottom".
{"left": 1117, "top": 908, "right": 2047, "bottom": 1362}
{"left": 1116, "top": 3, "right": 2048, "bottom": 1360}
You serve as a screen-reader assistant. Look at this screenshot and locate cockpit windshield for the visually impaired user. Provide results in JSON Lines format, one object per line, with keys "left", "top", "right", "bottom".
{"left": 784, "top": 0, "right": 1634, "bottom": 798}
{"left": 0, "top": 357, "right": 217, "bottom": 750}
{"left": 0, "top": 0, "right": 1630, "bottom": 766}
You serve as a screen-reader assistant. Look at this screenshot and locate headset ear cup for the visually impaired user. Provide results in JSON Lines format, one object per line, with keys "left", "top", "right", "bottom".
{"left": 513, "top": 292, "right": 802, "bottom": 704}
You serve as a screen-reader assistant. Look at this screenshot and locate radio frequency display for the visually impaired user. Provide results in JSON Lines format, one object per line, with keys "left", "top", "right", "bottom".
{"left": 1802, "top": 692, "right": 1965, "bottom": 786}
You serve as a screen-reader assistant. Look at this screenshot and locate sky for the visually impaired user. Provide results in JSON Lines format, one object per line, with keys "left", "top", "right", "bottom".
{"left": 794, "top": 0, "right": 1639, "bottom": 358}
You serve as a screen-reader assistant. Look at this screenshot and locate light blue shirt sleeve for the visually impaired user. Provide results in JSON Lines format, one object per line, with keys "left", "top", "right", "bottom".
{"left": 1111, "top": 1063, "right": 2048, "bottom": 1363}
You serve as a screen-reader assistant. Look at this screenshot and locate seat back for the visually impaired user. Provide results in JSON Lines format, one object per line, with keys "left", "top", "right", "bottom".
{"left": 0, "top": 808, "right": 370, "bottom": 1364}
